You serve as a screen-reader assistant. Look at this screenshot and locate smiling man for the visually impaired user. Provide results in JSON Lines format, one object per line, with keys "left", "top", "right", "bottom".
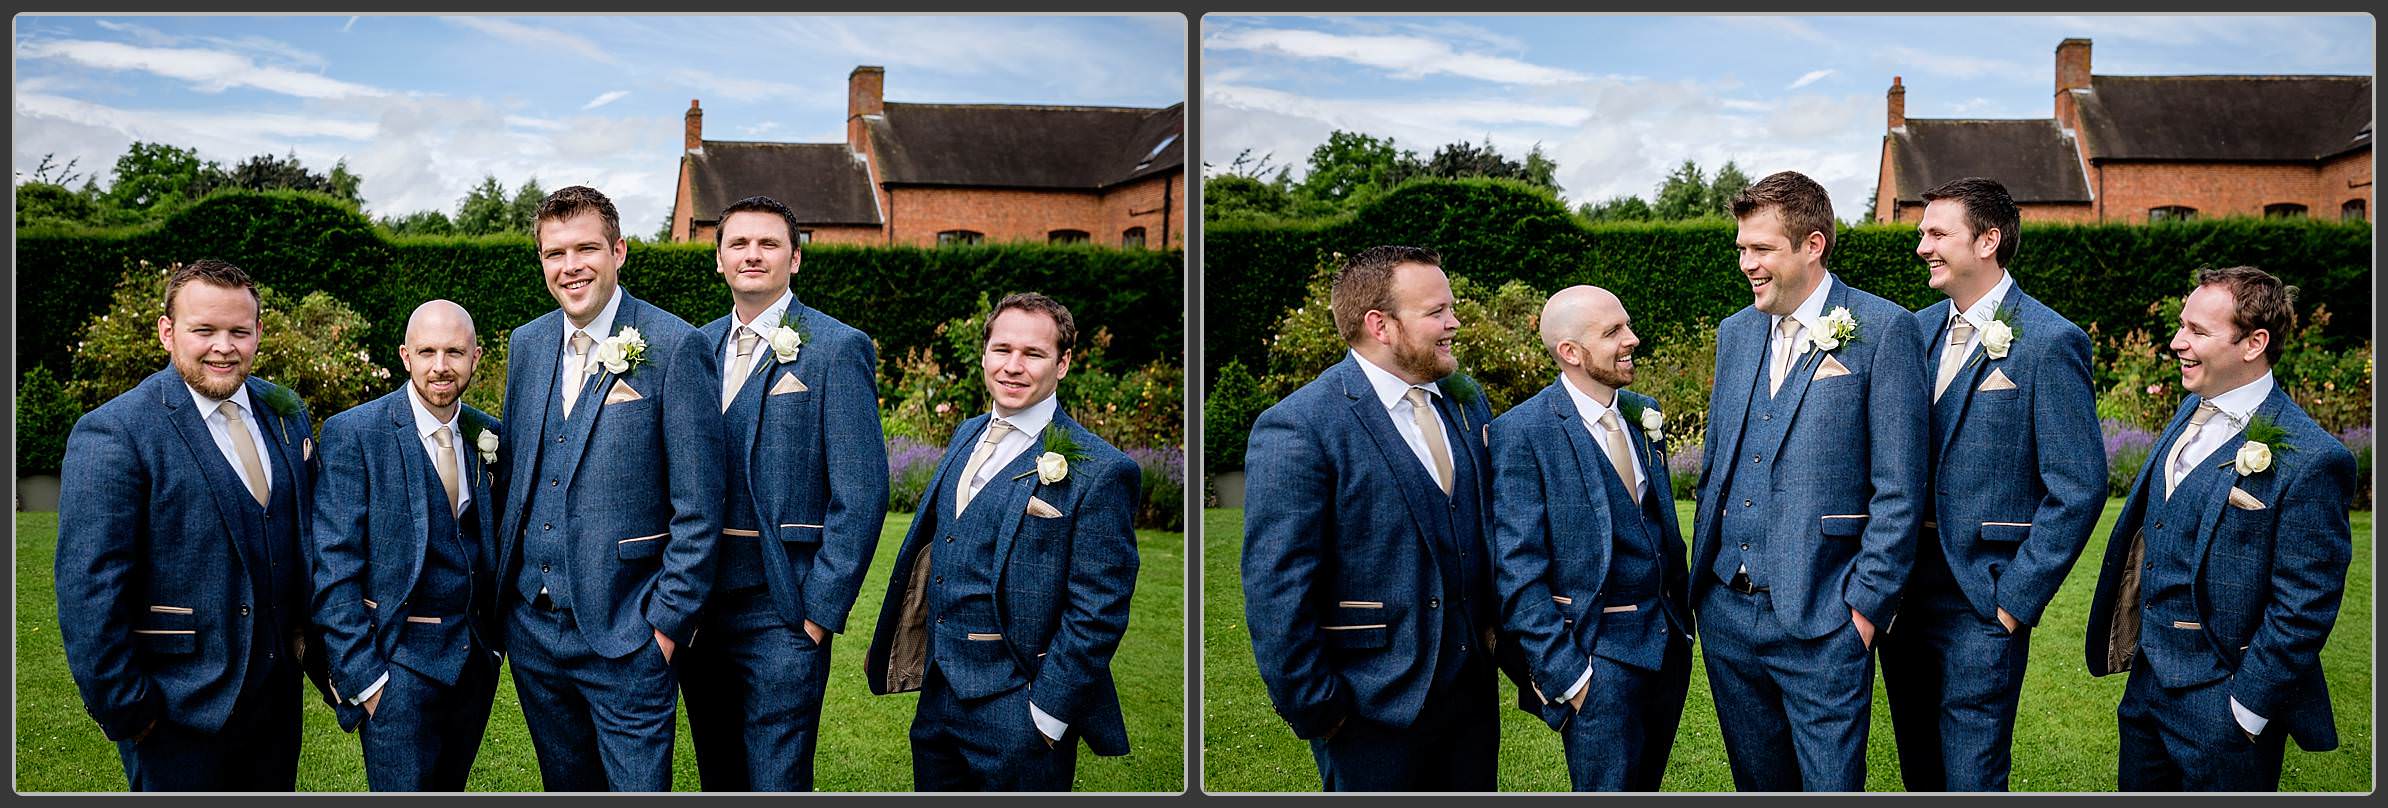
{"left": 865, "top": 292, "right": 1141, "bottom": 791}
{"left": 1690, "top": 171, "right": 1926, "bottom": 791}
{"left": 1242, "top": 246, "right": 1503, "bottom": 791}
{"left": 497, "top": 185, "right": 726, "bottom": 791}
{"left": 1488, "top": 286, "right": 1694, "bottom": 791}
{"left": 2085, "top": 267, "right": 2355, "bottom": 791}
{"left": 307, "top": 300, "right": 506, "bottom": 791}
{"left": 684, "top": 195, "right": 888, "bottom": 791}
{"left": 57, "top": 259, "right": 328, "bottom": 790}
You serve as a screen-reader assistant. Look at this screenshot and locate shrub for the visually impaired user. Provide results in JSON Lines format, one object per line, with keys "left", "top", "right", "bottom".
{"left": 2102, "top": 419, "right": 2160, "bottom": 498}
{"left": 1666, "top": 440, "right": 1703, "bottom": 501}
{"left": 886, "top": 436, "right": 945, "bottom": 513}
{"left": 2339, "top": 427, "right": 2373, "bottom": 511}
{"left": 461, "top": 327, "right": 510, "bottom": 420}
{"left": 14, "top": 365, "right": 81, "bottom": 476}
{"left": 1200, "top": 359, "right": 1272, "bottom": 475}
{"left": 2275, "top": 306, "right": 2372, "bottom": 435}
{"left": 1631, "top": 319, "right": 1719, "bottom": 448}
{"left": 1128, "top": 445, "right": 1187, "bottom": 531}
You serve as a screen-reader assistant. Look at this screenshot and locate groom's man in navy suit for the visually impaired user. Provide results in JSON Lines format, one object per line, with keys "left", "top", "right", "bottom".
{"left": 1879, "top": 177, "right": 2105, "bottom": 791}
{"left": 498, "top": 185, "right": 726, "bottom": 791}
{"left": 1691, "top": 171, "right": 1927, "bottom": 791}
{"left": 2086, "top": 267, "right": 2356, "bottom": 791}
{"left": 1489, "top": 286, "right": 1694, "bottom": 791}
{"left": 684, "top": 195, "right": 888, "bottom": 791}
{"left": 57, "top": 259, "right": 327, "bottom": 790}
{"left": 309, "top": 300, "right": 507, "bottom": 790}
{"left": 1242, "top": 246, "right": 1502, "bottom": 791}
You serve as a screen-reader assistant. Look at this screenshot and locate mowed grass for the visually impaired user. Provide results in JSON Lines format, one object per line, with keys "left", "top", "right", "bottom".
{"left": 15, "top": 511, "right": 1184, "bottom": 792}
{"left": 1203, "top": 503, "right": 2373, "bottom": 792}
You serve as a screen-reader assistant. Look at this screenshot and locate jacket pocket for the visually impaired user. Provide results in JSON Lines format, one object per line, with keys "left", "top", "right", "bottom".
{"left": 1819, "top": 514, "right": 1868, "bottom": 539}
{"left": 778, "top": 523, "right": 825, "bottom": 544}
{"left": 1978, "top": 521, "right": 2031, "bottom": 543}
{"left": 136, "top": 606, "right": 198, "bottom": 655}
{"left": 616, "top": 531, "right": 668, "bottom": 560}
{"left": 1321, "top": 600, "right": 1390, "bottom": 650}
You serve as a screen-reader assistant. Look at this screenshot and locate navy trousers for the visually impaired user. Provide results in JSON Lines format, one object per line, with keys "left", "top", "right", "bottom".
{"left": 1560, "top": 635, "right": 1692, "bottom": 791}
{"left": 2116, "top": 657, "right": 2290, "bottom": 791}
{"left": 1308, "top": 656, "right": 1497, "bottom": 792}
{"left": 1698, "top": 583, "right": 1873, "bottom": 791}
{"left": 359, "top": 650, "right": 501, "bottom": 791}
{"left": 1879, "top": 556, "right": 2033, "bottom": 791}
{"left": 681, "top": 588, "right": 834, "bottom": 791}
{"left": 115, "top": 657, "right": 301, "bottom": 791}
{"left": 506, "top": 601, "right": 678, "bottom": 791}
{"left": 910, "top": 666, "right": 1079, "bottom": 791}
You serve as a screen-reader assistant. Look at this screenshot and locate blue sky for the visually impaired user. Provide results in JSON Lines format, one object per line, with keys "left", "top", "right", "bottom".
{"left": 1203, "top": 15, "right": 2374, "bottom": 219}
{"left": 14, "top": 14, "right": 1186, "bottom": 232}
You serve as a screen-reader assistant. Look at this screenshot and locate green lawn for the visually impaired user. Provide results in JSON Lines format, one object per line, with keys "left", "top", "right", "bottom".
{"left": 15, "top": 512, "right": 1184, "bottom": 792}
{"left": 1203, "top": 503, "right": 2373, "bottom": 792}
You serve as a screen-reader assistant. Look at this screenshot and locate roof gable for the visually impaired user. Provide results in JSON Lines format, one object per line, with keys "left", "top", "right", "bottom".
{"left": 2074, "top": 75, "right": 2372, "bottom": 162}
{"left": 865, "top": 101, "right": 1185, "bottom": 189}
{"left": 686, "top": 142, "right": 880, "bottom": 226}
{"left": 1892, "top": 119, "right": 2090, "bottom": 204}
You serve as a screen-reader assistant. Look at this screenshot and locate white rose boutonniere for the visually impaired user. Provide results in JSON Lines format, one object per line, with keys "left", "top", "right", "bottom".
{"left": 2233, "top": 441, "right": 2272, "bottom": 476}
{"left": 594, "top": 325, "right": 648, "bottom": 375}
{"left": 1805, "top": 307, "right": 1860, "bottom": 354}
{"left": 2221, "top": 415, "right": 2293, "bottom": 477}
{"left": 1979, "top": 319, "right": 2016, "bottom": 360}
{"left": 476, "top": 429, "right": 500, "bottom": 465}
{"left": 1036, "top": 451, "right": 1070, "bottom": 484}
{"left": 767, "top": 325, "right": 802, "bottom": 363}
{"left": 1014, "top": 424, "right": 1090, "bottom": 485}
{"left": 1640, "top": 407, "right": 1665, "bottom": 443}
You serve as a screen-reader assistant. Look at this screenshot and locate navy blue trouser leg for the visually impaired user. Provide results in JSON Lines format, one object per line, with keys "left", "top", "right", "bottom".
{"left": 1561, "top": 636, "right": 1692, "bottom": 791}
{"left": 1880, "top": 564, "right": 2031, "bottom": 792}
{"left": 507, "top": 602, "right": 678, "bottom": 791}
{"left": 116, "top": 658, "right": 302, "bottom": 791}
{"left": 682, "top": 591, "right": 833, "bottom": 792}
{"left": 1308, "top": 655, "right": 1497, "bottom": 791}
{"left": 908, "top": 666, "right": 1079, "bottom": 791}
{"left": 2116, "top": 659, "right": 2290, "bottom": 792}
{"left": 359, "top": 652, "right": 501, "bottom": 791}
{"left": 1700, "top": 583, "right": 1872, "bottom": 791}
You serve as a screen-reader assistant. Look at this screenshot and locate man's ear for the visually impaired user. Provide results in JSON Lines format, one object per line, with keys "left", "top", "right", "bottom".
{"left": 1056, "top": 351, "right": 1070, "bottom": 379}
{"left": 156, "top": 316, "right": 175, "bottom": 355}
{"left": 2241, "top": 328, "right": 2271, "bottom": 363}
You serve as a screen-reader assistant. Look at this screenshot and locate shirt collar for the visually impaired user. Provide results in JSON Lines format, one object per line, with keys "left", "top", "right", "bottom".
{"left": 990, "top": 390, "right": 1059, "bottom": 438}
{"left": 2204, "top": 371, "right": 2276, "bottom": 425}
{"left": 403, "top": 383, "right": 460, "bottom": 441}
{"left": 1777, "top": 273, "right": 1836, "bottom": 333}
{"left": 730, "top": 289, "right": 795, "bottom": 334}
{"left": 1955, "top": 272, "right": 2016, "bottom": 328}
{"left": 1350, "top": 349, "right": 1444, "bottom": 412}
{"left": 187, "top": 381, "right": 255, "bottom": 423}
{"left": 562, "top": 285, "right": 626, "bottom": 350}
{"left": 1559, "top": 373, "right": 1621, "bottom": 428}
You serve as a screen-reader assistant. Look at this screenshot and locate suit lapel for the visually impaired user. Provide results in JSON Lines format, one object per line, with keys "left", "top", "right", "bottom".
{"left": 987, "top": 417, "right": 1059, "bottom": 577}
{"left": 927, "top": 415, "right": 988, "bottom": 520}
{"left": 389, "top": 396, "right": 434, "bottom": 591}
{"left": 2189, "top": 391, "right": 2284, "bottom": 568}
{"left": 1755, "top": 283, "right": 1847, "bottom": 467}
{"left": 160, "top": 377, "right": 255, "bottom": 570}
{"left": 1551, "top": 389, "right": 1618, "bottom": 549}
{"left": 1707, "top": 313, "right": 1762, "bottom": 500}
{"left": 1339, "top": 364, "right": 1452, "bottom": 556}
{"left": 556, "top": 297, "right": 645, "bottom": 487}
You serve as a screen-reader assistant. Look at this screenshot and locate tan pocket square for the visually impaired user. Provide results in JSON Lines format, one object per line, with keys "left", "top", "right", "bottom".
{"left": 1813, "top": 354, "right": 1851, "bottom": 380}
{"left": 1978, "top": 367, "right": 2017, "bottom": 391}
{"left": 603, "top": 379, "right": 643, "bottom": 405}
{"left": 769, "top": 372, "right": 809, "bottom": 396}
{"left": 2228, "top": 487, "right": 2267, "bottom": 511}
{"left": 1026, "top": 495, "right": 1063, "bottom": 518}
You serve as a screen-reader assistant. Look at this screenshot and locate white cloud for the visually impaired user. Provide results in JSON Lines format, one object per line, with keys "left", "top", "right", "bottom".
{"left": 1716, "top": 16, "right": 1832, "bottom": 44}
{"left": 441, "top": 16, "right": 615, "bottom": 65}
{"left": 581, "top": 90, "right": 630, "bottom": 111}
{"left": 342, "top": 16, "right": 358, "bottom": 33}
{"left": 1787, "top": 69, "right": 1835, "bottom": 90}
{"left": 1204, "top": 28, "right": 1588, "bottom": 85}
{"left": 17, "top": 39, "right": 384, "bottom": 99}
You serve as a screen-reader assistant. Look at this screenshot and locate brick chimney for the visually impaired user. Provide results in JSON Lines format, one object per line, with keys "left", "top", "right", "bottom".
{"left": 2054, "top": 38, "right": 2091, "bottom": 131}
{"left": 684, "top": 99, "right": 703, "bottom": 153}
{"left": 847, "top": 65, "right": 884, "bottom": 148}
{"left": 1887, "top": 76, "right": 1905, "bottom": 130}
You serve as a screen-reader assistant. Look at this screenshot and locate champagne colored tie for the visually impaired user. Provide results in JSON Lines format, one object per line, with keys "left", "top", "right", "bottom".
{"left": 956, "top": 419, "right": 1018, "bottom": 515}
{"left": 1769, "top": 317, "right": 1801, "bottom": 395}
{"left": 2164, "top": 403, "right": 2221, "bottom": 498}
{"left": 723, "top": 327, "right": 761, "bottom": 411}
{"left": 1934, "top": 315, "right": 1977, "bottom": 402}
{"left": 219, "top": 401, "right": 269, "bottom": 507}
{"left": 1599, "top": 410, "right": 1640, "bottom": 505}
{"left": 433, "top": 425, "right": 462, "bottom": 517}
{"left": 562, "top": 331, "right": 596, "bottom": 418}
{"left": 1406, "top": 387, "right": 1454, "bottom": 495}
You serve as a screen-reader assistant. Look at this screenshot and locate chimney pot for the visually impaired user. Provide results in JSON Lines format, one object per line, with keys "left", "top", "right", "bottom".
{"left": 684, "top": 98, "right": 703, "bottom": 152}
{"left": 1887, "top": 75, "right": 1907, "bottom": 130}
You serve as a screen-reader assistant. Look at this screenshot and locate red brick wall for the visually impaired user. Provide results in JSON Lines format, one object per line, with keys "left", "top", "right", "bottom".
{"left": 1890, "top": 201, "right": 2095, "bottom": 225}
{"left": 1874, "top": 138, "right": 1900, "bottom": 223}
{"left": 885, "top": 186, "right": 1107, "bottom": 247}
{"left": 802, "top": 225, "right": 884, "bottom": 246}
{"left": 1099, "top": 173, "right": 1183, "bottom": 248}
{"left": 2092, "top": 157, "right": 2372, "bottom": 223}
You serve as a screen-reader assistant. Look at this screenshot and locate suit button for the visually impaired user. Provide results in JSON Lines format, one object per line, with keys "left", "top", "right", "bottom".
{"left": 936, "top": 616, "right": 945, "bottom": 624}
{"left": 541, "top": 564, "right": 551, "bottom": 573}
{"left": 1762, "top": 414, "right": 1771, "bottom": 421}
{"left": 544, "top": 523, "right": 553, "bottom": 531}
{"left": 946, "top": 536, "right": 954, "bottom": 543}
{"left": 934, "top": 575, "right": 943, "bottom": 584}
{"left": 2154, "top": 521, "right": 2164, "bottom": 529}
{"left": 549, "top": 479, "right": 558, "bottom": 488}
{"left": 239, "top": 605, "right": 251, "bottom": 616}
{"left": 1459, "top": 643, "right": 1469, "bottom": 653}
{"left": 1740, "top": 543, "right": 1750, "bottom": 551}
{"left": 1751, "top": 456, "right": 1759, "bottom": 464}
{"left": 1743, "top": 500, "right": 1752, "bottom": 508}
{"left": 1428, "top": 598, "right": 1440, "bottom": 608}
{"left": 555, "top": 435, "right": 564, "bottom": 443}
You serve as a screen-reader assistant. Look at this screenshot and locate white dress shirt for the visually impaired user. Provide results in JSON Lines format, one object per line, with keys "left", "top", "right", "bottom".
{"left": 2164, "top": 371, "right": 2277, "bottom": 735}
{"left": 1942, "top": 271, "right": 2016, "bottom": 359}
{"left": 1351, "top": 349, "right": 1452, "bottom": 491}
{"left": 1770, "top": 273, "right": 1837, "bottom": 358}
{"left": 186, "top": 383, "right": 273, "bottom": 499}
{"left": 559, "top": 285, "right": 626, "bottom": 404}
{"left": 721, "top": 289, "right": 794, "bottom": 403}
{"left": 956, "top": 393, "right": 1070, "bottom": 741}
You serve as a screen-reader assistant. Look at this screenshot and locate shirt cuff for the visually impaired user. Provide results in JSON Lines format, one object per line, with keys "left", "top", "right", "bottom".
{"left": 1560, "top": 658, "right": 1594, "bottom": 703}
{"left": 351, "top": 671, "right": 391, "bottom": 706}
{"left": 1029, "top": 700, "right": 1069, "bottom": 742}
{"left": 2229, "top": 696, "right": 2269, "bottom": 736}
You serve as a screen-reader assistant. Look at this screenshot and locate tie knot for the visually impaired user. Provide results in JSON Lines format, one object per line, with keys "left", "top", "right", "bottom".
{"left": 432, "top": 425, "right": 453, "bottom": 448}
{"left": 1949, "top": 316, "right": 1976, "bottom": 341}
{"left": 1598, "top": 408, "right": 1623, "bottom": 431}
{"left": 984, "top": 419, "right": 1017, "bottom": 442}
{"left": 1404, "top": 387, "right": 1433, "bottom": 409}
{"left": 2190, "top": 402, "right": 2220, "bottom": 426}
{"left": 736, "top": 328, "right": 761, "bottom": 355}
{"left": 218, "top": 400, "right": 243, "bottom": 421}
{"left": 571, "top": 331, "right": 596, "bottom": 354}
{"left": 1777, "top": 316, "right": 1801, "bottom": 337}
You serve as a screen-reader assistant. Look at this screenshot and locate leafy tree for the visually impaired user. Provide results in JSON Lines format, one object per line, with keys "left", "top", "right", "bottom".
{"left": 507, "top": 178, "right": 545, "bottom": 233}
{"left": 1861, "top": 184, "right": 1879, "bottom": 223}
{"left": 1521, "top": 144, "right": 1559, "bottom": 192}
{"left": 327, "top": 159, "right": 365, "bottom": 207}
{"left": 453, "top": 175, "right": 512, "bottom": 236}
{"left": 21, "top": 153, "right": 86, "bottom": 186}
{"left": 1579, "top": 194, "right": 1655, "bottom": 223}
{"left": 15, "top": 183, "right": 99, "bottom": 228}
{"left": 1203, "top": 174, "right": 1298, "bottom": 223}
{"left": 1651, "top": 159, "right": 1710, "bottom": 220}
{"left": 379, "top": 209, "right": 457, "bottom": 237}
{"left": 105, "top": 141, "right": 213, "bottom": 212}
{"left": 1708, "top": 160, "right": 1752, "bottom": 216}
{"left": 1301, "top": 131, "right": 1408, "bottom": 203}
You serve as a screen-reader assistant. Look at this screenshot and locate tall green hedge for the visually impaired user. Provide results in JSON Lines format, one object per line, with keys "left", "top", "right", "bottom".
{"left": 1205, "top": 179, "right": 2373, "bottom": 384}
{"left": 17, "top": 191, "right": 1184, "bottom": 380}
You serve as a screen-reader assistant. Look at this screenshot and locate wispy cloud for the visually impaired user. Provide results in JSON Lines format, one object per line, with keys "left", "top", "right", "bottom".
{"left": 441, "top": 16, "right": 615, "bottom": 65}
{"left": 581, "top": 90, "right": 630, "bottom": 111}
{"left": 1716, "top": 16, "right": 1832, "bottom": 44}
{"left": 1882, "top": 46, "right": 2025, "bottom": 80}
{"left": 342, "top": 17, "right": 358, "bottom": 33}
{"left": 1786, "top": 69, "right": 1834, "bottom": 90}
{"left": 1205, "top": 28, "right": 1588, "bottom": 85}
{"left": 17, "top": 39, "right": 384, "bottom": 99}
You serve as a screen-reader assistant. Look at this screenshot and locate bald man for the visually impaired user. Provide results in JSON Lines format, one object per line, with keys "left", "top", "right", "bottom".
{"left": 307, "top": 300, "right": 507, "bottom": 790}
{"left": 1487, "top": 286, "right": 1693, "bottom": 791}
